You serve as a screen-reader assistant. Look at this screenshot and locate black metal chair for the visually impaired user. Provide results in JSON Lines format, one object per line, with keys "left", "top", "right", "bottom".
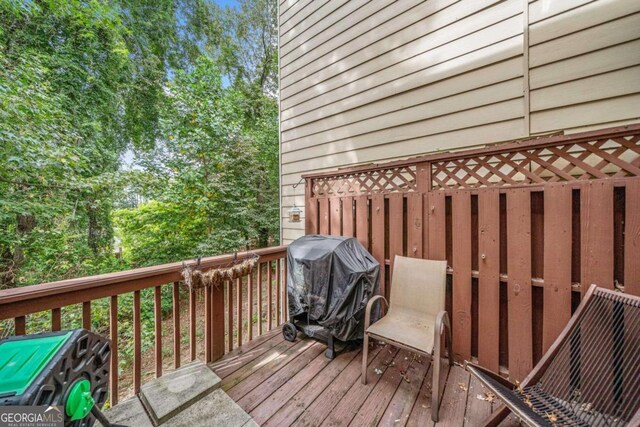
{"left": 466, "top": 284, "right": 640, "bottom": 427}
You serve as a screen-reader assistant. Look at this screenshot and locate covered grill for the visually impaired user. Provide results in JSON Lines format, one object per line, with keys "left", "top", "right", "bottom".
{"left": 283, "top": 235, "right": 379, "bottom": 358}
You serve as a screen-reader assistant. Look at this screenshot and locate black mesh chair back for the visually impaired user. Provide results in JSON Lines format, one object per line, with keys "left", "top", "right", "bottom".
{"left": 466, "top": 285, "right": 640, "bottom": 427}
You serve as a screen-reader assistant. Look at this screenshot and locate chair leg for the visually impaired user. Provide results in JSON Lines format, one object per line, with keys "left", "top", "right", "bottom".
{"left": 361, "top": 333, "right": 369, "bottom": 384}
{"left": 432, "top": 350, "right": 441, "bottom": 422}
{"left": 432, "top": 322, "right": 445, "bottom": 424}
{"left": 431, "top": 352, "right": 440, "bottom": 423}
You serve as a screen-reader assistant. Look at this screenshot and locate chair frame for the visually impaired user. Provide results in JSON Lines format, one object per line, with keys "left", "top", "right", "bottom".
{"left": 361, "top": 295, "right": 453, "bottom": 422}
{"left": 467, "top": 284, "right": 640, "bottom": 426}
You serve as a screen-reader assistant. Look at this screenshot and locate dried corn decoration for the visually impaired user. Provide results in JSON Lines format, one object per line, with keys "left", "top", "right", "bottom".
{"left": 182, "top": 254, "right": 259, "bottom": 291}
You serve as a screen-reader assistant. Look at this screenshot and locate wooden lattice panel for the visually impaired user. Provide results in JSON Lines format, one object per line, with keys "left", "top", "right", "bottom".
{"left": 431, "top": 134, "right": 640, "bottom": 190}
{"left": 310, "top": 165, "right": 417, "bottom": 197}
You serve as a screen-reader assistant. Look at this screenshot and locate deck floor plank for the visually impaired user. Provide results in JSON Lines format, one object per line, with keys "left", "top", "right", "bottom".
{"left": 463, "top": 374, "right": 493, "bottom": 426}
{"left": 378, "top": 353, "right": 431, "bottom": 427}
{"left": 405, "top": 362, "right": 435, "bottom": 427}
{"left": 348, "top": 349, "right": 410, "bottom": 427}
{"left": 226, "top": 338, "right": 315, "bottom": 398}
{"left": 290, "top": 345, "right": 393, "bottom": 427}
{"left": 249, "top": 349, "right": 334, "bottom": 424}
{"left": 262, "top": 347, "right": 367, "bottom": 427}
{"left": 212, "top": 336, "right": 513, "bottom": 426}
{"left": 220, "top": 338, "right": 297, "bottom": 391}
{"left": 321, "top": 346, "right": 406, "bottom": 426}
{"left": 434, "top": 365, "right": 470, "bottom": 426}
{"left": 237, "top": 342, "right": 325, "bottom": 411}
{"left": 210, "top": 330, "right": 283, "bottom": 379}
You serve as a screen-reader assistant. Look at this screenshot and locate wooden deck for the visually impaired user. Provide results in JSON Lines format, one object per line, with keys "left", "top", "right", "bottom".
{"left": 209, "top": 330, "right": 522, "bottom": 427}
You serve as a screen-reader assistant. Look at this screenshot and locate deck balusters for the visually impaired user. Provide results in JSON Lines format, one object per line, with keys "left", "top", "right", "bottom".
{"left": 248, "top": 270, "right": 254, "bottom": 341}
{"left": 267, "top": 261, "right": 273, "bottom": 331}
{"left": 0, "top": 247, "right": 287, "bottom": 403}
{"left": 173, "top": 282, "right": 181, "bottom": 369}
{"left": 189, "top": 288, "right": 196, "bottom": 361}
{"left": 51, "top": 307, "right": 61, "bottom": 331}
{"left": 236, "top": 277, "right": 242, "bottom": 348}
{"left": 133, "top": 290, "right": 141, "bottom": 394}
{"left": 204, "top": 285, "right": 212, "bottom": 363}
{"left": 227, "top": 280, "right": 233, "bottom": 352}
{"left": 14, "top": 316, "right": 25, "bottom": 335}
{"left": 258, "top": 263, "right": 263, "bottom": 335}
{"left": 109, "top": 295, "right": 118, "bottom": 406}
{"left": 276, "top": 259, "right": 281, "bottom": 325}
{"left": 82, "top": 301, "right": 91, "bottom": 330}
{"left": 154, "top": 286, "right": 162, "bottom": 378}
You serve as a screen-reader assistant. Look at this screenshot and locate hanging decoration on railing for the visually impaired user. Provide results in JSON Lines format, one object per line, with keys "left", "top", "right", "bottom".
{"left": 181, "top": 252, "right": 259, "bottom": 291}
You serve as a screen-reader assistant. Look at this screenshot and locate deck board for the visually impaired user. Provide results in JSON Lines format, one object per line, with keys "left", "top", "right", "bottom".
{"left": 291, "top": 345, "right": 391, "bottom": 427}
{"left": 212, "top": 335, "right": 522, "bottom": 426}
{"left": 237, "top": 341, "right": 326, "bottom": 412}
{"left": 319, "top": 346, "right": 397, "bottom": 427}
{"left": 377, "top": 351, "right": 430, "bottom": 426}
{"left": 314, "top": 346, "right": 398, "bottom": 426}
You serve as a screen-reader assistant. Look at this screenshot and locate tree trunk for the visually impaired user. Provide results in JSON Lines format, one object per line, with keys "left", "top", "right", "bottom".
{"left": 87, "top": 201, "right": 99, "bottom": 255}
{"left": 1, "top": 213, "right": 36, "bottom": 288}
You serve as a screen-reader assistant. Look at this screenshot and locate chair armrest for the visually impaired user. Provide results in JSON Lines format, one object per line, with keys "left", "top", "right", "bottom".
{"left": 364, "top": 295, "right": 388, "bottom": 330}
{"left": 435, "top": 310, "right": 450, "bottom": 335}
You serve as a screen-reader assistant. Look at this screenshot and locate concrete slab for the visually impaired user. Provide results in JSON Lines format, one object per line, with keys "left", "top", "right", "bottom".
{"left": 163, "top": 389, "right": 253, "bottom": 427}
{"left": 140, "top": 360, "right": 221, "bottom": 425}
{"left": 97, "top": 396, "right": 153, "bottom": 427}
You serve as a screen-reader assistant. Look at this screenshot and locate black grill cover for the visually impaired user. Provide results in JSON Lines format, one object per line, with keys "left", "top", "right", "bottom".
{"left": 287, "top": 235, "right": 380, "bottom": 341}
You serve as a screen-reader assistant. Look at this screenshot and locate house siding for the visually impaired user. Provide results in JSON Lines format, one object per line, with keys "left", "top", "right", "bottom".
{"left": 279, "top": 0, "right": 640, "bottom": 243}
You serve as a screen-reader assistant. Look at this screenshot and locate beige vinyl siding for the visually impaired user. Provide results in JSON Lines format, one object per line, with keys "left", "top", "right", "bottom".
{"left": 279, "top": 0, "right": 640, "bottom": 242}
{"left": 528, "top": 0, "right": 640, "bottom": 133}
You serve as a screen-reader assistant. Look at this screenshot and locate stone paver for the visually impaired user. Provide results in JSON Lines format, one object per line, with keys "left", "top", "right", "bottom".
{"left": 98, "top": 396, "right": 153, "bottom": 427}
{"left": 163, "top": 389, "right": 253, "bottom": 427}
{"left": 139, "top": 360, "right": 221, "bottom": 425}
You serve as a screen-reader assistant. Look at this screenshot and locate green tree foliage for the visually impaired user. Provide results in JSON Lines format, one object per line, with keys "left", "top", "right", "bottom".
{"left": 0, "top": 0, "right": 279, "bottom": 360}
{"left": 1, "top": 0, "right": 279, "bottom": 286}
{"left": 115, "top": 58, "right": 278, "bottom": 266}
{"left": 0, "top": 0, "right": 131, "bottom": 287}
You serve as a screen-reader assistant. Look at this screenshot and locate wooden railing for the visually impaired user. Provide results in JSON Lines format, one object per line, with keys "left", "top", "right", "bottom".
{"left": 303, "top": 124, "right": 640, "bottom": 381}
{"left": 0, "top": 245, "right": 288, "bottom": 404}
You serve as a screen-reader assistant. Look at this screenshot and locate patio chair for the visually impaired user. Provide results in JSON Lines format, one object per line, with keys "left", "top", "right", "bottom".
{"left": 361, "top": 255, "right": 452, "bottom": 422}
{"left": 467, "top": 284, "right": 640, "bottom": 427}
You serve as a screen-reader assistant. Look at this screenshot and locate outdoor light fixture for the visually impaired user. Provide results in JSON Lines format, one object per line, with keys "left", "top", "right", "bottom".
{"left": 288, "top": 178, "right": 304, "bottom": 223}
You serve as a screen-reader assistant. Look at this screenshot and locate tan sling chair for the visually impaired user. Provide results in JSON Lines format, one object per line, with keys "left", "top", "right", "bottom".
{"left": 467, "top": 284, "right": 640, "bottom": 426}
{"left": 361, "top": 255, "right": 453, "bottom": 422}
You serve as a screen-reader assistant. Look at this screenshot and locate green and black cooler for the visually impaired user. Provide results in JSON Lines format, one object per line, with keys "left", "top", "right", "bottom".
{"left": 0, "top": 329, "right": 113, "bottom": 426}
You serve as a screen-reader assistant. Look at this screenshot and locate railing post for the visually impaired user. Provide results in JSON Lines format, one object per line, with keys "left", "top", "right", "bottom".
{"left": 305, "top": 178, "right": 313, "bottom": 234}
{"left": 204, "top": 286, "right": 212, "bottom": 362}
{"left": 416, "top": 161, "right": 431, "bottom": 193}
{"left": 211, "top": 281, "right": 225, "bottom": 361}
